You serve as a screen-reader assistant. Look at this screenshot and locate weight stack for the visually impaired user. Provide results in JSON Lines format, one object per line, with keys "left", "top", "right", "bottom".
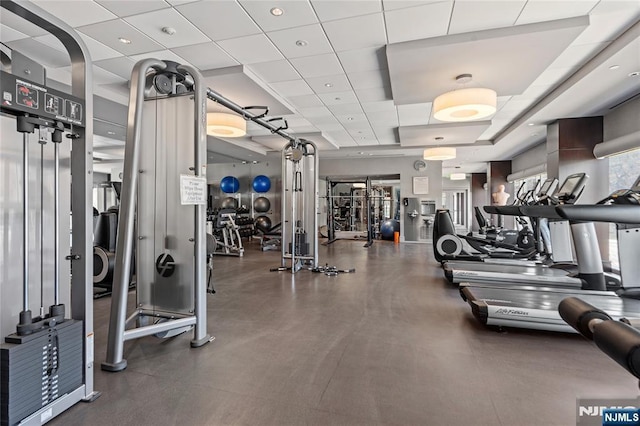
{"left": 1, "top": 320, "right": 83, "bottom": 426}
{"left": 289, "top": 232, "right": 309, "bottom": 256}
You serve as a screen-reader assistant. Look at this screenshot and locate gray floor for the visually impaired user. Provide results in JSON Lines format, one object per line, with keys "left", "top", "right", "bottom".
{"left": 53, "top": 240, "right": 636, "bottom": 425}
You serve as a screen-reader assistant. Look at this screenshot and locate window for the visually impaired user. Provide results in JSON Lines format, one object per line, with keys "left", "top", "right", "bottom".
{"left": 607, "top": 148, "right": 640, "bottom": 269}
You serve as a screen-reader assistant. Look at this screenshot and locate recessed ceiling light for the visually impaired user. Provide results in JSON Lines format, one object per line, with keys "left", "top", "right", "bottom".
{"left": 324, "top": 83, "right": 333, "bottom": 87}
{"left": 346, "top": 117, "right": 354, "bottom": 121}
{"left": 270, "top": 7, "right": 284, "bottom": 16}
{"left": 435, "top": 136, "right": 444, "bottom": 141}
{"left": 528, "top": 122, "right": 535, "bottom": 126}
{"left": 162, "top": 27, "right": 176, "bottom": 35}
{"left": 629, "top": 71, "right": 640, "bottom": 77}
{"left": 334, "top": 97, "right": 341, "bottom": 101}
{"left": 107, "top": 131, "right": 115, "bottom": 135}
{"left": 118, "top": 37, "right": 131, "bottom": 44}
{"left": 609, "top": 65, "right": 620, "bottom": 70}
{"left": 358, "top": 151, "right": 364, "bottom": 154}
{"left": 368, "top": 153, "right": 373, "bottom": 156}
{"left": 295, "top": 40, "right": 308, "bottom": 47}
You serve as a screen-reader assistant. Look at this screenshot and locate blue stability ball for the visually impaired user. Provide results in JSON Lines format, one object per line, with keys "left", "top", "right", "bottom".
{"left": 252, "top": 175, "right": 271, "bottom": 193}
{"left": 380, "top": 219, "right": 400, "bottom": 240}
{"left": 220, "top": 176, "right": 240, "bottom": 194}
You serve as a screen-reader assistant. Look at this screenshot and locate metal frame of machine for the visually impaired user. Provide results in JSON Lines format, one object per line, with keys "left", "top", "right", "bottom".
{"left": 0, "top": 1, "right": 99, "bottom": 423}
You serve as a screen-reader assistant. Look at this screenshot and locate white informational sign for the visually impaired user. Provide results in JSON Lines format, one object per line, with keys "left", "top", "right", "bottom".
{"left": 413, "top": 176, "right": 429, "bottom": 195}
{"left": 180, "top": 174, "right": 207, "bottom": 205}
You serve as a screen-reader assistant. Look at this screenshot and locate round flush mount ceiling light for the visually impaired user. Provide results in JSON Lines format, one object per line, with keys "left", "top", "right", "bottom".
{"left": 270, "top": 7, "right": 284, "bottom": 16}
{"left": 207, "top": 113, "right": 246, "bottom": 137}
{"left": 433, "top": 74, "right": 497, "bottom": 122}
{"left": 423, "top": 147, "right": 456, "bottom": 161}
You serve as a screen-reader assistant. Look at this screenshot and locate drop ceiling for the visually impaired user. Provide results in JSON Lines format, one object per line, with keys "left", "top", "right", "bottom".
{"left": 1, "top": 0, "right": 639, "bottom": 174}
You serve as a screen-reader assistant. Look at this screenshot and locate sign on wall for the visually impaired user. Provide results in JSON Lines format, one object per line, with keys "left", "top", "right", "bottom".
{"left": 413, "top": 176, "right": 429, "bottom": 194}
{"left": 180, "top": 174, "right": 207, "bottom": 205}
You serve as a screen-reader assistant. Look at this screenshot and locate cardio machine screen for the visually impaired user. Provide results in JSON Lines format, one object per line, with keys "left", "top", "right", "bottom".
{"left": 538, "top": 179, "right": 553, "bottom": 196}
{"left": 557, "top": 175, "right": 583, "bottom": 198}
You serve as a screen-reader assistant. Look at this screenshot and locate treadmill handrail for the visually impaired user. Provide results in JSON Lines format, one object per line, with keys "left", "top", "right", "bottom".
{"left": 556, "top": 205, "right": 640, "bottom": 224}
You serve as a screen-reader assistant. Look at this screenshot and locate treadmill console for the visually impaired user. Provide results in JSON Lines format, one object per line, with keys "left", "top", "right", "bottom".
{"left": 555, "top": 173, "right": 588, "bottom": 204}
{"left": 598, "top": 174, "right": 640, "bottom": 205}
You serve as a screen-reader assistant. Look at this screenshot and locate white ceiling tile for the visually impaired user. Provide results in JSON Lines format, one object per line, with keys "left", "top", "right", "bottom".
{"left": 247, "top": 60, "right": 300, "bottom": 83}
{"left": 166, "top": 0, "right": 198, "bottom": 4}
{"left": 517, "top": 1, "right": 599, "bottom": 25}
{"left": 0, "top": 24, "right": 29, "bottom": 42}
{"left": 270, "top": 79, "right": 314, "bottom": 96}
{"left": 78, "top": 20, "right": 165, "bottom": 55}
{"left": 385, "top": 1, "right": 453, "bottom": 43}
{"left": 92, "top": 66, "right": 127, "bottom": 85}
{"left": 372, "top": 126, "right": 398, "bottom": 140}
{"left": 362, "top": 100, "right": 396, "bottom": 113}
{"left": 172, "top": 42, "right": 239, "bottom": 71}
{"left": 95, "top": 56, "right": 137, "bottom": 79}
{"left": 5, "top": 38, "right": 70, "bottom": 68}
{"left": 46, "top": 67, "right": 72, "bottom": 86}
{"left": 175, "top": 1, "right": 261, "bottom": 42}
{"left": 383, "top": 0, "right": 443, "bottom": 12}
{"left": 311, "top": 0, "right": 382, "bottom": 21}
{"left": 449, "top": 1, "right": 526, "bottom": 35}
{"left": 354, "top": 86, "right": 390, "bottom": 102}
{"left": 96, "top": 1, "right": 170, "bottom": 17}
{"left": 397, "top": 103, "right": 431, "bottom": 126}
{"left": 305, "top": 74, "right": 352, "bottom": 94}
{"left": 319, "top": 90, "right": 359, "bottom": 105}
{"left": 239, "top": 0, "right": 318, "bottom": 32}
{"left": 31, "top": 1, "right": 117, "bottom": 27}
{"left": 0, "top": 11, "right": 48, "bottom": 37}
{"left": 130, "top": 50, "right": 190, "bottom": 67}
{"left": 267, "top": 24, "right": 333, "bottom": 58}
{"left": 290, "top": 53, "right": 344, "bottom": 78}
{"left": 298, "top": 106, "right": 332, "bottom": 117}
{"left": 366, "top": 110, "right": 399, "bottom": 126}
{"left": 574, "top": 5, "right": 639, "bottom": 45}
{"left": 328, "top": 103, "right": 364, "bottom": 115}
{"left": 347, "top": 70, "right": 387, "bottom": 90}
{"left": 218, "top": 34, "right": 284, "bottom": 64}
{"left": 124, "top": 8, "right": 210, "bottom": 49}
{"left": 33, "top": 34, "right": 66, "bottom": 52}
{"left": 327, "top": 131, "right": 358, "bottom": 147}
{"left": 337, "top": 47, "right": 387, "bottom": 73}
{"left": 287, "top": 94, "right": 324, "bottom": 107}
{"left": 322, "top": 13, "right": 387, "bottom": 52}
{"left": 79, "top": 34, "right": 124, "bottom": 62}
{"left": 315, "top": 120, "right": 344, "bottom": 131}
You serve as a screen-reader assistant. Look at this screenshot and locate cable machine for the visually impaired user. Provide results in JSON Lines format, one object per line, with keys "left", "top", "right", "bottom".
{"left": 0, "top": 1, "right": 99, "bottom": 424}
{"left": 102, "top": 60, "right": 212, "bottom": 372}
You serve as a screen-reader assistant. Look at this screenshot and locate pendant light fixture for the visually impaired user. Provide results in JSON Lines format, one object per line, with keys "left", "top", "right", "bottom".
{"left": 423, "top": 147, "right": 456, "bottom": 161}
{"left": 207, "top": 112, "right": 247, "bottom": 137}
{"left": 433, "top": 74, "right": 497, "bottom": 122}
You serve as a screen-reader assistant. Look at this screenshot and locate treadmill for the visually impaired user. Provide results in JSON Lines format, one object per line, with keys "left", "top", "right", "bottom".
{"left": 443, "top": 174, "right": 593, "bottom": 288}
{"left": 459, "top": 179, "right": 640, "bottom": 333}
{"left": 434, "top": 179, "right": 558, "bottom": 267}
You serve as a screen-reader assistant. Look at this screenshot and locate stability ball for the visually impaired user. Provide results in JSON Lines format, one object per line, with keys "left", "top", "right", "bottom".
{"left": 252, "top": 175, "right": 271, "bottom": 193}
{"left": 253, "top": 197, "right": 270, "bottom": 213}
{"left": 380, "top": 219, "right": 400, "bottom": 240}
{"left": 221, "top": 197, "right": 238, "bottom": 210}
{"left": 220, "top": 176, "right": 240, "bottom": 193}
{"left": 254, "top": 215, "right": 272, "bottom": 233}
